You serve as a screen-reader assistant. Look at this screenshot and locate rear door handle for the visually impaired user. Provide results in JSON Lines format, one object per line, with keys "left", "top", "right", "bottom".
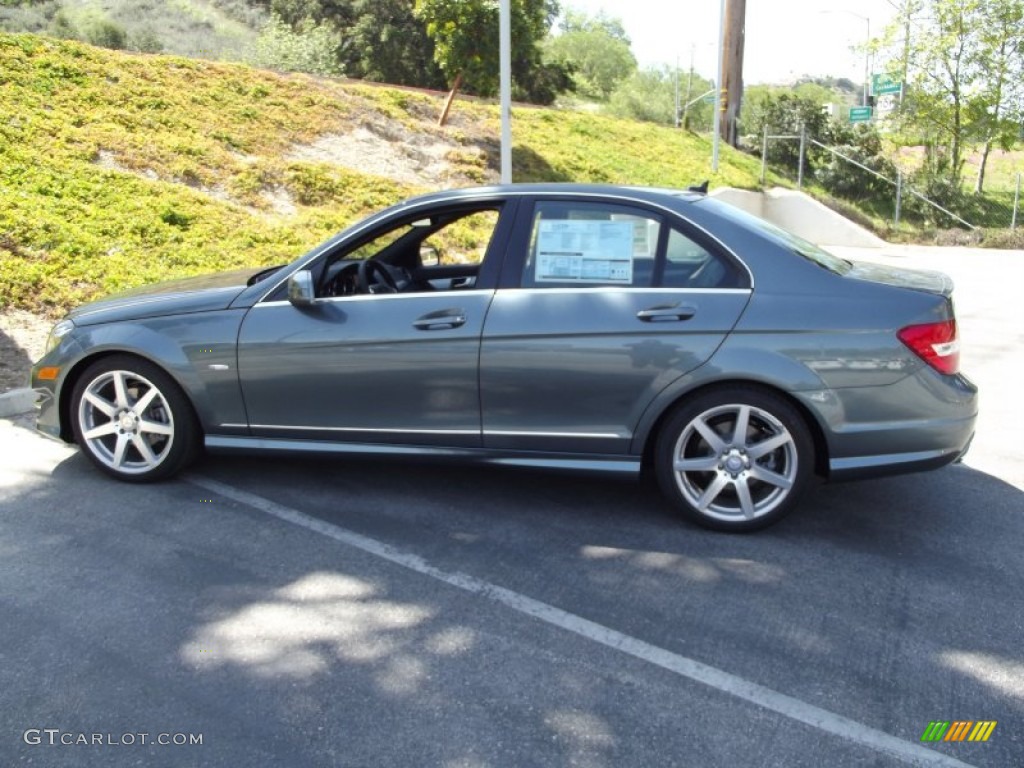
{"left": 414, "top": 308, "right": 467, "bottom": 330}
{"left": 636, "top": 303, "right": 696, "bottom": 322}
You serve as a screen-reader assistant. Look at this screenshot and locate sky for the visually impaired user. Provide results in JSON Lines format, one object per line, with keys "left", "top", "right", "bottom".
{"left": 563, "top": 0, "right": 902, "bottom": 85}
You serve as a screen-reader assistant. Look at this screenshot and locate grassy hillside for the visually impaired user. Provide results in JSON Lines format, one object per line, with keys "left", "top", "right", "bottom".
{"left": 0, "top": 33, "right": 771, "bottom": 316}
{"left": 0, "top": 0, "right": 262, "bottom": 59}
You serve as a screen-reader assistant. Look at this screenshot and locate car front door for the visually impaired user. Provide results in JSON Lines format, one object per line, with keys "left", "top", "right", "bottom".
{"left": 236, "top": 203, "right": 512, "bottom": 447}
{"left": 479, "top": 196, "right": 752, "bottom": 455}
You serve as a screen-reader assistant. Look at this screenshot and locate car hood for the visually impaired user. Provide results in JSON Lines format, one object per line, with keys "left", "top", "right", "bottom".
{"left": 67, "top": 268, "right": 265, "bottom": 326}
{"left": 846, "top": 261, "right": 954, "bottom": 297}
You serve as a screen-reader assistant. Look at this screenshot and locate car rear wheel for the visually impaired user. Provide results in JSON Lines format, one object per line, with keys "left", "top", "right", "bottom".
{"left": 71, "top": 356, "right": 200, "bottom": 482}
{"left": 655, "top": 386, "right": 813, "bottom": 532}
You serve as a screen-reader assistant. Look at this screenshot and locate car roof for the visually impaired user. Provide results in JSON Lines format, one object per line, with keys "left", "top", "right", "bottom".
{"left": 399, "top": 183, "right": 706, "bottom": 209}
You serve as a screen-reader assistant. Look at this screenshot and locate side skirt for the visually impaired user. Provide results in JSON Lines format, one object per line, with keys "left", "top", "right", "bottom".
{"left": 204, "top": 434, "right": 642, "bottom": 477}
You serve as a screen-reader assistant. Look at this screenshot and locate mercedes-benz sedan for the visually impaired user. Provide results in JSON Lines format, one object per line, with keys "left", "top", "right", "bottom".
{"left": 32, "top": 184, "right": 978, "bottom": 531}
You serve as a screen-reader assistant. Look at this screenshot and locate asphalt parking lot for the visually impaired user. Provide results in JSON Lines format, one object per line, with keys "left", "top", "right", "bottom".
{"left": 1, "top": 245, "right": 1021, "bottom": 767}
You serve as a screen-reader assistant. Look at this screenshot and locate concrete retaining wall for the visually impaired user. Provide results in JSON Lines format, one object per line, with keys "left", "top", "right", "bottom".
{"left": 709, "top": 187, "right": 886, "bottom": 247}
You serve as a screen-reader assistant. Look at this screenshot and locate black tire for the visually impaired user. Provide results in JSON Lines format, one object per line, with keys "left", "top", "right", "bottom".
{"left": 655, "top": 386, "right": 814, "bottom": 532}
{"left": 70, "top": 355, "right": 201, "bottom": 482}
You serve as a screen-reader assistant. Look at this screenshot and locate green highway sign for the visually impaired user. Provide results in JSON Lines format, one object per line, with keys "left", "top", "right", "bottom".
{"left": 849, "top": 106, "right": 873, "bottom": 123}
{"left": 872, "top": 73, "right": 903, "bottom": 95}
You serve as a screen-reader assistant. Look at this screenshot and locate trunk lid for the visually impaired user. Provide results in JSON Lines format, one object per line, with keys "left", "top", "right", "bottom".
{"left": 846, "top": 261, "right": 954, "bottom": 297}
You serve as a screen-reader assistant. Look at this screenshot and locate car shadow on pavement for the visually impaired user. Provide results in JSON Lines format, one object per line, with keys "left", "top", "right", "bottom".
{"left": 193, "top": 450, "right": 1023, "bottom": 574}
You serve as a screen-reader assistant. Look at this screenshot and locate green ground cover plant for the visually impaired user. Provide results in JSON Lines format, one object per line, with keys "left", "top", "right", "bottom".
{"left": 0, "top": 33, "right": 769, "bottom": 316}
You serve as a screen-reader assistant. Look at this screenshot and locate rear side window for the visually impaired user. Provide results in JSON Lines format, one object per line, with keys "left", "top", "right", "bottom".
{"left": 521, "top": 201, "right": 662, "bottom": 288}
{"left": 519, "top": 200, "right": 745, "bottom": 290}
{"left": 663, "top": 228, "right": 743, "bottom": 289}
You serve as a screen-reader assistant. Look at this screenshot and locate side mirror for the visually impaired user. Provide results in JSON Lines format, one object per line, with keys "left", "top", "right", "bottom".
{"left": 419, "top": 244, "right": 441, "bottom": 267}
{"left": 287, "top": 270, "right": 315, "bottom": 306}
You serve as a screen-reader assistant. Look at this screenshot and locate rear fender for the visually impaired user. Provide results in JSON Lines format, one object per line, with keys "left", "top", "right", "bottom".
{"left": 630, "top": 344, "right": 831, "bottom": 455}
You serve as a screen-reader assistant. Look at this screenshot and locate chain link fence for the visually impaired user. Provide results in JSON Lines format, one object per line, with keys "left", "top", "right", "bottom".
{"left": 758, "top": 126, "right": 1022, "bottom": 232}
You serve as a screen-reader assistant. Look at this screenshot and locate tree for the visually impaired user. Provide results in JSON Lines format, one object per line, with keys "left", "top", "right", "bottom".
{"left": 743, "top": 88, "right": 896, "bottom": 202}
{"left": 545, "top": 9, "right": 636, "bottom": 100}
{"left": 876, "top": 0, "right": 1024, "bottom": 190}
{"left": 415, "top": 0, "right": 569, "bottom": 115}
{"left": 742, "top": 89, "right": 834, "bottom": 172}
{"left": 265, "top": 0, "right": 353, "bottom": 28}
{"left": 254, "top": 0, "right": 446, "bottom": 88}
{"left": 339, "top": 0, "right": 447, "bottom": 88}
{"left": 966, "top": 0, "right": 1023, "bottom": 192}
{"left": 606, "top": 66, "right": 713, "bottom": 130}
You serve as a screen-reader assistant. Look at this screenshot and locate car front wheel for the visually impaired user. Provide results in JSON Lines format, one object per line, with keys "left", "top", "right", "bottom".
{"left": 655, "top": 387, "right": 813, "bottom": 532}
{"left": 71, "top": 355, "right": 200, "bottom": 482}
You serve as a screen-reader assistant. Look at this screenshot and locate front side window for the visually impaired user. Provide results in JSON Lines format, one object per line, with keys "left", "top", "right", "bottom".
{"left": 319, "top": 206, "right": 501, "bottom": 297}
{"left": 418, "top": 209, "right": 499, "bottom": 267}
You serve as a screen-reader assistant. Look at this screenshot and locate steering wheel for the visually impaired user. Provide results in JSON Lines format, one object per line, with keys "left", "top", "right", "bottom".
{"left": 357, "top": 259, "right": 399, "bottom": 294}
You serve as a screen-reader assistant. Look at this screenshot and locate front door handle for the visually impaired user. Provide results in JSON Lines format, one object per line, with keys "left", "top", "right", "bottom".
{"left": 636, "top": 303, "right": 697, "bottom": 322}
{"left": 414, "top": 308, "right": 467, "bottom": 330}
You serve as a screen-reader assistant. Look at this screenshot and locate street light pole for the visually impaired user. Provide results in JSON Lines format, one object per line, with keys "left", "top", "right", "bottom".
{"left": 683, "top": 44, "right": 694, "bottom": 130}
{"left": 862, "top": 15, "right": 871, "bottom": 107}
{"left": 499, "top": 0, "right": 511, "bottom": 184}
{"left": 674, "top": 57, "right": 680, "bottom": 128}
{"left": 712, "top": 0, "right": 725, "bottom": 171}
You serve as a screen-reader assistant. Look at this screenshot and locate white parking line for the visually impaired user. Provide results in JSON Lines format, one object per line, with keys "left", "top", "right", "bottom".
{"left": 190, "top": 475, "right": 975, "bottom": 768}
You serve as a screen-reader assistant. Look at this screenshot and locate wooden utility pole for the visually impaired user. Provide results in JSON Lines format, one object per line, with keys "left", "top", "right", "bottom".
{"left": 719, "top": 0, "right": 746, "bottom": 147}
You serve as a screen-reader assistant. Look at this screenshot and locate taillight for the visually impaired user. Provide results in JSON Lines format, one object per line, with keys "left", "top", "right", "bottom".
{"left": 898, "top": 319, "right": 960, "bottom": 375}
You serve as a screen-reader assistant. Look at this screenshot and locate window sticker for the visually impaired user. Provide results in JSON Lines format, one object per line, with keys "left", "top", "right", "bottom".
{"left": 535, "top": 220, "right": 634, "bottom": 284}
{"left": 613, "top": 214, "right": 653, "bottom": 258}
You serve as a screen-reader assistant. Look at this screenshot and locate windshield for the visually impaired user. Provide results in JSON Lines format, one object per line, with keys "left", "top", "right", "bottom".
{"left": 693, "top": 197, "right": 853, "bottom": 275}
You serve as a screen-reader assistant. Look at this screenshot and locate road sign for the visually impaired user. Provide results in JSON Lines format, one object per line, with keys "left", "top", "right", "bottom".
{"left": 702, "top": 94, "right": 716, "bottom": 104}
{"left": 872, "top": 74, "right": 903, "bottom": 96}
{"left": 849, "top": 106, "right": 873, "bottom": 123}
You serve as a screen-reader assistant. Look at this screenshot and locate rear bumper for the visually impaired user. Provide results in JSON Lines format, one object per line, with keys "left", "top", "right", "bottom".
{"left": 797, "top": 370, "right": 978, "bottom": 482}
{"left": 827, "top": 440, "right": 972, "bottom": 480}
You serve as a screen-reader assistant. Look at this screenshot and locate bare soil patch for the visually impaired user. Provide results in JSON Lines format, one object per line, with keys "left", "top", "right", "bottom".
{"left": 0, "top": 310, "right": 50, "bottom": 393}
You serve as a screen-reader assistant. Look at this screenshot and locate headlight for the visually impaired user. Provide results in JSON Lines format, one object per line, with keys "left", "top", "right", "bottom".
{"left": 45, "top": 319, "right": 75, "bottom": 354}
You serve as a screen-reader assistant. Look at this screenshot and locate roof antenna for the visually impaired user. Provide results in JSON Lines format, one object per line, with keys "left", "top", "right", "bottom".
{"left": 688, "top": 180, "right": 709, "bottom": 194}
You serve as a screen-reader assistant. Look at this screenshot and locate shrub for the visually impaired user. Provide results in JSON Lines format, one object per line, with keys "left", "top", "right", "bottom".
{"left": 978, "top": 227, "right": 1024, "bottom": 249}
{"left": 49, "top": 10, "right": 78, "bottom": 40}
{"left": 132, "top": 27, "right": 164, "bottom": 54}
{"left": 251, "top": 13, "right": 341, "bottom": 77}
{"left": 83, "top": 19, "right": 128, "bottom": 50}
{"left": 812, "top": 138, "right": 898, "bottom": 202}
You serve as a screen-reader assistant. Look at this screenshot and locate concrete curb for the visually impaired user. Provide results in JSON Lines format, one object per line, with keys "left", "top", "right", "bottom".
{"left": 0, "top": 388, "right": 36, "bottom": 418}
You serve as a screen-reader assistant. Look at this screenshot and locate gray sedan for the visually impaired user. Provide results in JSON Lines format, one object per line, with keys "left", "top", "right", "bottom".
{"left": 31, "top": 184, "right": 977, "bottom": 531}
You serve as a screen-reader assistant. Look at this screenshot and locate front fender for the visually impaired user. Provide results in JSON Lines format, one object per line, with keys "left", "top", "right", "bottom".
{"left": 52, "top": 310, "right": 249, "bottom": 437}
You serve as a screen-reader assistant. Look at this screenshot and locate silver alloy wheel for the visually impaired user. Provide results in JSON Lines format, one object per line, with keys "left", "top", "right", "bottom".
{"left": 671, "top": 403, "right": 798, "bottom": 522}
{"left": 77, "top": 369, "right": 175, "bottom": 475}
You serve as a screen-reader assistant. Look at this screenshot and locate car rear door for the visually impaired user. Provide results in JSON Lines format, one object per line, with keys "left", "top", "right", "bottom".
{"left": 479, "top": 195, "right": 751, "bottom": 455}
